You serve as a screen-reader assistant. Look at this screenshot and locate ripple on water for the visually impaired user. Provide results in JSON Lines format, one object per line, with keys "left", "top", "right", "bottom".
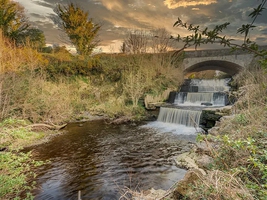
{"left": 27, "top": 120, "right": 194, "bottom": 199}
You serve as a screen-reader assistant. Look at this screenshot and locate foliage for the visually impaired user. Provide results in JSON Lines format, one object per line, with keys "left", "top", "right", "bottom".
{"left": 17, "top": 28, "right": 46, "bottom": 50}
{"left": 55, "top": 3, "right": 101, "bottom": 56}
{"left": 0, "top": 0, "right": 29, "bottom": 43}
{"left": 0, "top": 150, "right": 47, "bottom": 200}
{"left": 0, "top": 30, "right": 46, "bottom": 73}
{"left": 0, "top": 151, "right": 36, "bottom": 200}
{"left": 0, "top": 118, "right": 48, "bottom": 200}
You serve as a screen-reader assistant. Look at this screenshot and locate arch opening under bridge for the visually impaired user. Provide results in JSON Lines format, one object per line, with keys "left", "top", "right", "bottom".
{"left": 184, "top": 60, "right": 243, "bottom": 77}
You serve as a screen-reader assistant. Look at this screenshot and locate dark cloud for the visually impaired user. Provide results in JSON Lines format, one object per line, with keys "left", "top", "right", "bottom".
{"left": 15, "top": 0, "right": 267, "bottom": 52}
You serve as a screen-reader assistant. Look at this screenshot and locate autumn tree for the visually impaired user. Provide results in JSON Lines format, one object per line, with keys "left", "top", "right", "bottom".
{"left": 55, "top": 3, "right": 101, "bottom": 56}
{"left": 0, "top": 0, "right": 29, "bottom": 43}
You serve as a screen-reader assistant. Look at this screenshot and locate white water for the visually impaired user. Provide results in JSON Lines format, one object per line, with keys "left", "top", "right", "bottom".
{"left": 174, "top": 92, "right": 227, "bottom": 106}
{"left": 143, "top": 107, "right": 203, "bottom": 135}
{"left": 145, "top": 78, "right": 230, "bottom": 135}
{"left": 157, "top": 107, "right": 202, "bottom": 127}
{"left": 142, "top": 121, "right": 202, "bottom": 135}
{"left": 190, "top": 79, "right": 231, "bottom": 92}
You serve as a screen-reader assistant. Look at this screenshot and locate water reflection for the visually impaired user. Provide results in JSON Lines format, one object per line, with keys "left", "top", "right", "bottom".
{"left": 28, "top": 120, "right": 196, "bottom": 200}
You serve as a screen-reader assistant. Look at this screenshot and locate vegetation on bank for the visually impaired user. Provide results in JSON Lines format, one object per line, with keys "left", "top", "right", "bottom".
{"left": 0, "top": 25, "right": 183, "bottom": 200}
{"left": 178, "top": 66, "right": 267, "bottom": 200}
{"left": 168, "top": 0, "right": 267, "bottom": 199}
{"left": 1, "top": 1, "right": 184, "bottom": 197}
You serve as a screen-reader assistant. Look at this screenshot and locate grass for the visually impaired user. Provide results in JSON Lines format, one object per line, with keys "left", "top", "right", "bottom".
{"left": 0, "top": 118, "right": 48, "bottom": 151}
{"left": 0, "top": 119, "right": 49, "bottom": 200}
{"left": 0, "top": 151, "right": 45, "bottom": 200}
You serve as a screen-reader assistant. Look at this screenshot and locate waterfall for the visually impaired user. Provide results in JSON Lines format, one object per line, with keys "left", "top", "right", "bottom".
{"left": 174, "top": 92, "right": 187, "bottom": 104}
{"left": 174, "top": 92, "right": 228, "bottom": 106}
{"left": 191, "top": 79, "right": 231, "bottom": 92}
{"left": 157, "top": 107, "right": 202, "bottom": 127}
{"left": 144, "top": 78, "right": 231, "bottom": 134}
{"left": 180, "top": 78, "right": 231, "bottom": 93}
{"left": 175, "top": 78, "right": 230, "bottom": 106}
{"left": 186, "top": 93, "right": 213, "bottom": 103}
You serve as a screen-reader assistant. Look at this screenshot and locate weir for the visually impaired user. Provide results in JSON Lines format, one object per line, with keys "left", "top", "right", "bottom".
{"left": 156, "top": 78, "right": 231, "bottom": 130}
{"left": 157, "top": 107, "right": 201, "bottom": 127}
{"left": 174, "top": 92, "right": 227, "bottom": 106}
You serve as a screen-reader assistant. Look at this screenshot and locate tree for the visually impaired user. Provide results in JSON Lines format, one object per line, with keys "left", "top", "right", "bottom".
{"left": 0, "top": 0, "right": 29, "bottom": 43}
{"left": 55, "top": 3, "right": 101, "bottom": 56}
{"left": 122, "top": 30, "right": 149, "bottom": 54}
{"left": 122, "top": 28, "right": 175, "bottom": 54}
{"left": 151, "top": 28, "right": 174, "bottom": 53}
{"left": 17, "top": 28, "right": 46, "bottom": 50}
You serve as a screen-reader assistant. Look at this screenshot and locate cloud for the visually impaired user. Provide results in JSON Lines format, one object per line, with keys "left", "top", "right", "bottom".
{"left": 163, "top": 0, "right": 217, "bottom": 9}
{"left": 13, "top": 0, "right": 267, "bottom": 52}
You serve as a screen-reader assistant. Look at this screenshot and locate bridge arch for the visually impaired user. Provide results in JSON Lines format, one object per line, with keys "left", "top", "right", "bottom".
{"left": 184, "top": 60, "right": 243, "bottom": 77}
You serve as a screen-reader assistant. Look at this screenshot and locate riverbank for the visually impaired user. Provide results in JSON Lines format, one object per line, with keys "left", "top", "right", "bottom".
{"left": 0, "top": 114, "right": 109, "bottom": 200}
{"left": 0, "top": 118, "right": 54, "bottom": 199}
{"left": 121, "top": 68, "right": 267, "bottom": 200}
{"left": 173, "top": 68, "right": 267, "bottom": 199}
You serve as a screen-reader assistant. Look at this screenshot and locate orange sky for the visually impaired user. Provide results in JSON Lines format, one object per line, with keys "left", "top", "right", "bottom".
{"left": 15, "top": 0, "right": 267, "bottom": 52}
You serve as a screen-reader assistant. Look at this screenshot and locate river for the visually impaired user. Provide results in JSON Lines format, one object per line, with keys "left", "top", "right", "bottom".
{"left": 27, "top": 120, "right": 197, "bottom": 200}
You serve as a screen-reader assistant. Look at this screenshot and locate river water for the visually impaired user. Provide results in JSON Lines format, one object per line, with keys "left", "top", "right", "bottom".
{"left": 27, "top": 120, "right": 197, "bottom": 200}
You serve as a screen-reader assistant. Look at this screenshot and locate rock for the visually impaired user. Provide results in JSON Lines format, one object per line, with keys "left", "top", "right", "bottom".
{"left": 196, "top": 154, "right": 214, "bottom": 169}
{"left": 173, "top": 169, "right": 204, "bottom": 199}
{"left": 208, "top": 126, "right": 219, "bottom": 135}
{"left": 195, "top": 142, "right": 211, "bottom": 154}
{"left": 110, "top": 116, "right": 132, "bottom": 124}
{"left": 201, "top": 102, "right": 213, "bottom": 106}
{"left": 174, "top": 152, "right": 206, "bottom": 175}
{"left": 127, "top": 188, "right": 169, "bottom": 200}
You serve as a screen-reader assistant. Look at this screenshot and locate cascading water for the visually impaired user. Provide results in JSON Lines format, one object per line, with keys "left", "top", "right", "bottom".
{"left": 175, "top": 79, "right": 230, "bottom": 107}
{"left": 180, "top": 78, "right": 231, "bottom": 92}
{"left": 174, "top": 92, "right": 227, "bottom": 106}
{"left": 157, "top": 107, "right": 201, "bottom": 127}
{"left": 144, "top": 78, "right": 231, "bottom": 134}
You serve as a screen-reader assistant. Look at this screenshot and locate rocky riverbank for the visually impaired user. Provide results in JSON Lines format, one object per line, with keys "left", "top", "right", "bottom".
{"left": 127, "top": 104, "right": 248, "bottom": 199}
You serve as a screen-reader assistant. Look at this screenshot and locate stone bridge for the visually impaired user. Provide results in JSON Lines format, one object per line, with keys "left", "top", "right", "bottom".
{"left": 182, "top": 47, "right": 261, "bottom": 76}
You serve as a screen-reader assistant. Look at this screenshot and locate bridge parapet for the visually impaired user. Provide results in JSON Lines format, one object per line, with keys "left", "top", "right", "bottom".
{"left": 184, "top": 45, "right": 267, "bottom": 58}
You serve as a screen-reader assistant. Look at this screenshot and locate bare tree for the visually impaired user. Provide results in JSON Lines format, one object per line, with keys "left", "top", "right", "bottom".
{"left": 123, "top": 30, "right": 149, "bottom": 54}
{"left": 151, "top": 28, "right": 173, "bottom": 53}
{"left": 122, "top": 28, "right": 175, "bottom": 54}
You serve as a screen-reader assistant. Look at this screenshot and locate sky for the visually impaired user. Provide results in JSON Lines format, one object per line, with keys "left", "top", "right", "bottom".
{"left": 14, "top": 0, "right": 267, "bottom": 53}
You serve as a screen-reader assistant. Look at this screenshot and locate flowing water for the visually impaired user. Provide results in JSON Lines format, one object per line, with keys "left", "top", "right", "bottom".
{"left": 26, "top": 78, "right": 231, "bottom": 199}
{"left": 175, "top": 79, "right": 231, "bottom": 107}
{"left": 27, "top": 120, "right": 195, "bottom": 200}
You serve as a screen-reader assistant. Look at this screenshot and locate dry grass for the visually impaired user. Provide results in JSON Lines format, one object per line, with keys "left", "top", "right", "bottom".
{"left": 196, "top": 67, "right": 267, "bottom": 199}
{"left": 0, "top": 31, "right": 46, "bottom": 73}
{"left": 186, "top": 170, "right": 254, "bottom": 200}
